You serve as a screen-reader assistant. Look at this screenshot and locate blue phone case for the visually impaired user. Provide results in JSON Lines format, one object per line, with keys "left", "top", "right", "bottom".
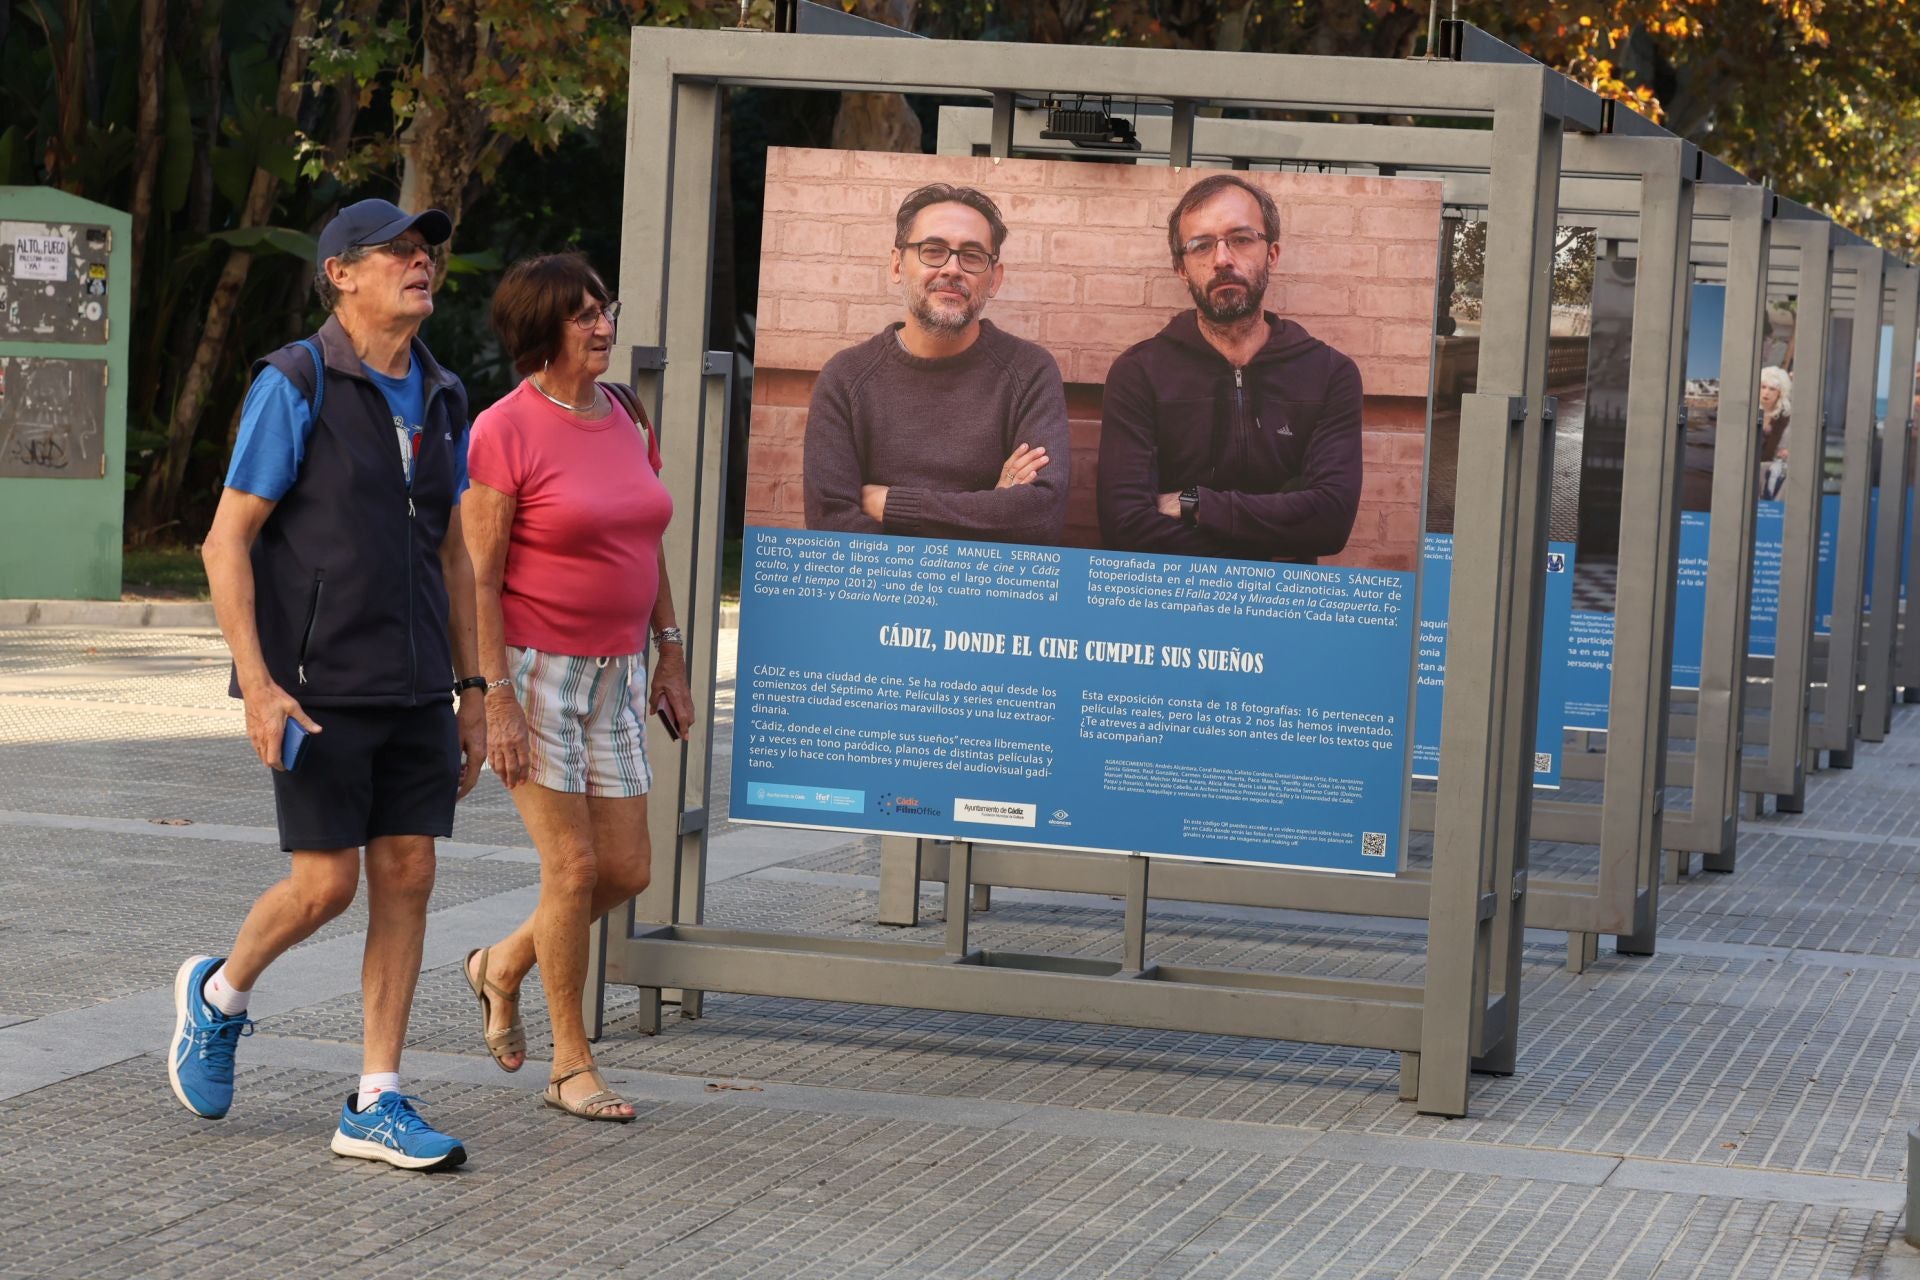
{"left": 281, "top": 718, "right": 310, "bottom": 771}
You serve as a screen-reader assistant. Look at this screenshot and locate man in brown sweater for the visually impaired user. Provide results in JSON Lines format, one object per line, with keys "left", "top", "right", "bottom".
{"left": 802, "top": 183, "right": 1070, "bottom": 546}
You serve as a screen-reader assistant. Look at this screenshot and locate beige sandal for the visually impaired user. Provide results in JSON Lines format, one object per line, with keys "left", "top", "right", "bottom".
{"left": 463, "top": 947, "right": 526, "bottom": 1073}
{"left": 544, "top": 1065, "right": 634, "bottom": 1123}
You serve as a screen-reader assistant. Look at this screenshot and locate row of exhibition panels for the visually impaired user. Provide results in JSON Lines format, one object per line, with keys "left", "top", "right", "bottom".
{"left": 594, "top": 20, "right": 1920, "bottom": 1117}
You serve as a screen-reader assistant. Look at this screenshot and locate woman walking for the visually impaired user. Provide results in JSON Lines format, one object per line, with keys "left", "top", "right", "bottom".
{"left": 461, "top": 253, "right": 695, "bottom": 1121}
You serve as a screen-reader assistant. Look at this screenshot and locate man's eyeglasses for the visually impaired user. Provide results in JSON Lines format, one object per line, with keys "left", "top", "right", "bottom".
{"left": 1180, "top": 231, "right": 1269, "bottom": 260}
{"left": 900, "top": 241, "right": 998, "bottom": 274}
{"left": 569, "top": 301, "right": 622, "bottom": 331}
{"left": 369, "top": 237, "right": 446, "bottom": 266}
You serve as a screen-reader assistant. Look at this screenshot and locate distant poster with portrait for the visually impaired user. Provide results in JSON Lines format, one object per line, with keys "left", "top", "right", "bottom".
{"left": 729, "top": 150, "right": 1440, "bottom": 873}
{"left": 1746, "top": 292, "right": 1799, "bottom": 657}
{"left": 1667, "top": 281, "right": 1725, "bottom": 690}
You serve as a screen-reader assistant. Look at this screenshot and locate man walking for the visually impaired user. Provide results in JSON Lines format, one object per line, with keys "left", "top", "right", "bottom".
{"left": 171, "top": 199, "right": 486, "bottom": 1171}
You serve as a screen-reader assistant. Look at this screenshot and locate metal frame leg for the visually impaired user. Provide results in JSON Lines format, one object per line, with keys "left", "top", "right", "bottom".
{"left": 878, "top": 836, "right": 925, "bottom": 927}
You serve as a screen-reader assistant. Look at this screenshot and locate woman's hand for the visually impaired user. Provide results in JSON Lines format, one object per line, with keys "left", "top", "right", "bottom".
{"left": 485, "top": 687, "right": 532, "bottom": 788}
{"left": 651, "top": 645, "right": 697, "bottom": 737}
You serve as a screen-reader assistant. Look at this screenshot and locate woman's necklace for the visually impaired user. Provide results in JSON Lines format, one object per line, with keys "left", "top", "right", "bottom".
{"left": 529, "top": 374, "right": 598, "bottom": 415}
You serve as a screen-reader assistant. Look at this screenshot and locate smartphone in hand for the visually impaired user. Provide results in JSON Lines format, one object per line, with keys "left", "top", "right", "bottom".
{"left": 281, "top": 717, "right": 310, "bottom": 771}
{"left": 653, "top": 692, "right": 682, "bottom": 742}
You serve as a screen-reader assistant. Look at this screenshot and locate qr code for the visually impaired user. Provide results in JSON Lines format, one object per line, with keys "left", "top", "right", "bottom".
{"left": 1534, "top": 752, "right": 1553, "bottom": 772}
{"left": 1361, "top": 832, "right": 1388, "bottom": 858}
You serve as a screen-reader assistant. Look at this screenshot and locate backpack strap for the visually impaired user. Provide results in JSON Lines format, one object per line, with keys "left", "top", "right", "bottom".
{"left": 295, "top": 338, "right": 326, "bottom": 421}
{"left": 601, "top": 382, "right": 657, "bottom": 455}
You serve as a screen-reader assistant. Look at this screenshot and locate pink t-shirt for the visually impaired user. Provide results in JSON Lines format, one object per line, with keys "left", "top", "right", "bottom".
{"left": 467, "top": 381, "right": 671, "bottom": 656}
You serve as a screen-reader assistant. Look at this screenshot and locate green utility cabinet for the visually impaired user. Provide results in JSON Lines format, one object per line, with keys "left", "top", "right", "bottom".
{"left": 0, "top": 187, "right": 131, "bottom": 599}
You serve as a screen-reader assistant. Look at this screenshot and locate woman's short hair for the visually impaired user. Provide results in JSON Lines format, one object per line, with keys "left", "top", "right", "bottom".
{"left": 491, "top": 253, "right": 612, "bottom": 376}
{"left": 1759, "top": 365, "right": 1793, "bottom": 421}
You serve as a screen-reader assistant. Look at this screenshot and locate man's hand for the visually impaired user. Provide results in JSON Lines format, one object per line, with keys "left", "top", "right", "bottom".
{"left": 241, "top": 680, "right": 321, "bottom": 771}
{"left": 652, "top": 645, "right": 697, "bottom": 737}
{"left": 486, "top": 687, "right": 532, "bottom": 789}
{"left": 1157, "top": 491, "right": 1182, "bottom": 518}
{"left": 454, "top": 691, "right": 487, "bottom": 799}
{"left": 996, "top": 443, "right": 1050, "bottom": 489}
{"left": 860, "top": 484, "right": 889, "bottom": 523}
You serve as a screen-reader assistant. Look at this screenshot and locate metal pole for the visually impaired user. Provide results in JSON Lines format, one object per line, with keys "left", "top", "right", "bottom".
{"left": 1692, "top": 188, "right": 1771, "bottom": 872}
{"left": 1604, "top": 156, "right": 1693, "bottom": 953}
{"left": 1420, "top": 69, "right": 1560, "bottom": 1116}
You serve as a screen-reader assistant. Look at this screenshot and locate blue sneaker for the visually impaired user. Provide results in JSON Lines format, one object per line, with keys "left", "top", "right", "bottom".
{"left": 168, "top": 954, "right": 253, "bottom": 1118}
{"left": 330, "top": 1092, "right": 466, "bottom": 1171}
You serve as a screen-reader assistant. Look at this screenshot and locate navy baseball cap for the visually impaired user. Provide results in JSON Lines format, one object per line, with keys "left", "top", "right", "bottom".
{"left": 316, "top": 199, "right": 453, "bottom": 263}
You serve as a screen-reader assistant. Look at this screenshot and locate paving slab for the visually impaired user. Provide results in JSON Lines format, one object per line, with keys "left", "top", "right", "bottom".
{"left": 0, "top": 625, "right": 1915, "bottom": 1277}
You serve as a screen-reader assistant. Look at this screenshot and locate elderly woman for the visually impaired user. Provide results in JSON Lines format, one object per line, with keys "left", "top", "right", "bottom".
{"left": 461, "top": 253, "right": 695, "bottom": 1121}
{"left": 1758, "top": 365, "right": 1793, "bottom": 499}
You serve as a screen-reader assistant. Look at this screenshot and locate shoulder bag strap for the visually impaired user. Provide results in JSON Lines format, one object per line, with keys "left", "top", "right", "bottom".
{"left": 601, "top": 382, "right": 657, "bottom": 455}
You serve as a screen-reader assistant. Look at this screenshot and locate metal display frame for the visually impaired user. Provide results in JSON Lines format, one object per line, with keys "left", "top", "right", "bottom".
{"left": 1737, "top": 213, "right": 1835, "bottom": 813}
{"left": 1901, "top": 371, "right": 1920, "bottom": 700}
{"left": 1854, "top": 264, "right": 1918, "bottom": 741}
{"left": 907, "top": 105, "right": 1709, "bottom": 970}
{"left": 598, "top": 23, "right": 1601, "bottom": 1117}
{"left": 1807, "top": 247, "right": 1891, "bottom": 767}
{"left": 1657, "top": 185, "right": 1774, "bottom": 869}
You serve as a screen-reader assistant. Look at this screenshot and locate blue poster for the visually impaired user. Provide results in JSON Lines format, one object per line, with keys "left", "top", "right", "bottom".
{"left": 732, "top": 529, "right": 1418, "bottom": 875}
{"left": 1412, "top": 532, "right": 1571, "bottom": 786}
{"left": 1669, "top": 512, "right": 1710, "bottom": 688}
{"left": 1563, "top": 609, "right": 1614, "bottom": 730}
{"left": 1748, "top": 499, "right": 1785, "bottom": 657}
{"left": 1670, "top": 282, "right": 1724, "bottom": 689}
{"left": 1812, "top": 491, "right": 1852, "bottom": 633}
{"left": 1860, "top": 488, "right": 1881, "bottom": 612}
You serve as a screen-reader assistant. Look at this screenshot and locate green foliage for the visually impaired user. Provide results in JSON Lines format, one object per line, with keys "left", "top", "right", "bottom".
{"left": 8, "top": 0, "right": 1918, "bottom": 547}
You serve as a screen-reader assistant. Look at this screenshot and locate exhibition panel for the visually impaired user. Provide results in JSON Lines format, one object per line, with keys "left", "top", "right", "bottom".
{"left": 605, "top": 23, "right": 1590, "bottom": 1116}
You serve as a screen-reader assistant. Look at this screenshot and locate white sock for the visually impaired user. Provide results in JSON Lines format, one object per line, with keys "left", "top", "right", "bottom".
{"left": 356, "top": 1072, "right": 402, "bottom": 1111}
{"left": 204, "top": 965, "right": 250, "bottom": 1016}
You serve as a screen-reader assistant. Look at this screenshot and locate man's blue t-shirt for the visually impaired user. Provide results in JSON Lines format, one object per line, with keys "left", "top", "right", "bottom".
{"left": 225, "top": 358, "right": 469, "bottom": 502}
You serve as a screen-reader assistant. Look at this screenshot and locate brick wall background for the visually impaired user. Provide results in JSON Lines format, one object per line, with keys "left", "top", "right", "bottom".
{"left": 747, "top": 148, "right": 1442, "bottom": 571}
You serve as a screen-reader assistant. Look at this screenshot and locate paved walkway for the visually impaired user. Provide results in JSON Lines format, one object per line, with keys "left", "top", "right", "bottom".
{"left": 1, "top": 623, "right": 1917, "bottom": 1278}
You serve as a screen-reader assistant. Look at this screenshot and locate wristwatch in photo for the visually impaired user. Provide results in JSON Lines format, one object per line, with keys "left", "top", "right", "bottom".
{"left": 453, "top": 676, "right": 488, "bottom": 696}
{"left": 1179, "top": 487, "right": 1200, "bottom": 529}
{"left": 654, "top": 626, "right": 685, "bottom": 647}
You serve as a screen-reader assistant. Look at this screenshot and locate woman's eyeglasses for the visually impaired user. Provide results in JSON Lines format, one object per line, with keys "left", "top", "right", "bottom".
{"left": 569, "top": 301, "right": 622, "bottom": 331}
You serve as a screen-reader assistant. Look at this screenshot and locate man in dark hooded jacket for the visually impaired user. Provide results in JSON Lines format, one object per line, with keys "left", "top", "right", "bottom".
{"left": 1097, "top": 174, "right": 1363, "bottom": 561}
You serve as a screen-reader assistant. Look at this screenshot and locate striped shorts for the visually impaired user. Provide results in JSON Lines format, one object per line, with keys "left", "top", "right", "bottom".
{"left": 508, "top": 646, "right": 654, "bottom": 797}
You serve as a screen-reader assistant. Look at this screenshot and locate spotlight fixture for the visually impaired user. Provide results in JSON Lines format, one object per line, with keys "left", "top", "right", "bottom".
{"left": 1038, "top": 98, "right": 1141, "bottom": 152}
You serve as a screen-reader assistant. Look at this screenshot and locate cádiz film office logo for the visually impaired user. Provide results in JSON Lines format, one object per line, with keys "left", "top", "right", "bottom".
{"left": 879, "top": 792, "right": 943, "bottom": 818}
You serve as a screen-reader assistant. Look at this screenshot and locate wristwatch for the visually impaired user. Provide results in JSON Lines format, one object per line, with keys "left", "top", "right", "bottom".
{"left": 654, "top": 626, "right": 685, "bottom": 646}
{"left": 453, "top": 676, "right": 488, "bottom": 696}
{"left": 1179, "top": 487, "right": 1200, "bottom": 529}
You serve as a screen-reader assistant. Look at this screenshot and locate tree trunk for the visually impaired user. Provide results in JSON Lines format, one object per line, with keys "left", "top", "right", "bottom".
{"left": 132, "top": 3, "right": 316, "bottom": 538}
{"left": 830, "top": 0, "right": 921, "bottom": 153}
{"left": 128, "top": 0, "right": 166, "bottom": 286}
{"left": 27, "top": 0, "right": 91, "bottom": 190}
{"left": 399, "top": 0, "right": 494, "bottom": 234}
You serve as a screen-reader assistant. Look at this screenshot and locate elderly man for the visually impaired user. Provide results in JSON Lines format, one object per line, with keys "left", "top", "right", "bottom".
{"left": 171, "top": 199, "right": 484, "bottom": 1171}
{"left": 803, "top": 182, "right": 1070, "bottom": 545}
{"left": 1097, "top": 173, "right": 1363, "bottom": 561}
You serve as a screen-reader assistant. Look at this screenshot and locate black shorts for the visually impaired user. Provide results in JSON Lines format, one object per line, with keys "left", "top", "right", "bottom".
{"left": 269, "top": 703, "right": 459, "bottom": 853}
